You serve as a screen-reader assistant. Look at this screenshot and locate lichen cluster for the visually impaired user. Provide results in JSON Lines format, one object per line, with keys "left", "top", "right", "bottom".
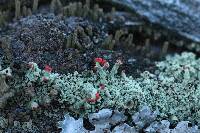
{"left": 24, "top": 60, "right": 144, "bottom": 115}
{"left": 21, "top": 52, "right": 200, "bottom": 124}
{"left": 139, "top": 52, "right": 200, "bottom": 121}
{"left": 0, "top": 63, "right": 13, "bottom": 108}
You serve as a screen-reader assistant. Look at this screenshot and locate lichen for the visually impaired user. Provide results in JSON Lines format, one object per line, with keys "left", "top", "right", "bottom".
{"left": 59, "top": 106, "right": 200, "bottom": 133}
{"left": 145, "top": 120, "right": 199, "bottom": 133}
{"left": 24, "top": 62, "right": 59, "bottom": 107}
{"left": 0, "top": 64, "right": 13, "bottom": 108}
{"left": 20, "top": 52, "right": 200, "bottom": 123}
{"left": 58, "top": 114, "right": 86, "bottom": 133}
{"left": 138, "top": 52, "right": 200, "bottom": 122}
{"left": 0, "top": 116, "right": 8, "bottom": 129}
{"left": 23, "top": 60, "right": 144, "bottom": 115}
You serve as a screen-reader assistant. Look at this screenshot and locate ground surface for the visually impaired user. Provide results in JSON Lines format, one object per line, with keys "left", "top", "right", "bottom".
{"left": 0, "top": 0, "right": 193, "bottom": 132}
